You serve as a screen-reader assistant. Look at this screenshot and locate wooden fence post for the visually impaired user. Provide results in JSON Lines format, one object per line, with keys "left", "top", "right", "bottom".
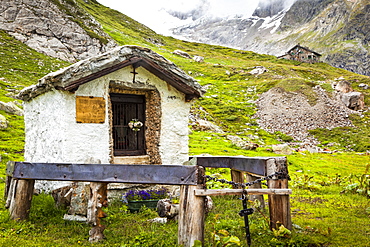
{"left": 231, "top": 170, "right": 265, "bottom": 209}
{"left": 178, "top": 158, "right": 206, "bottom": 247}
{"left": 246, "top": 174, "right": 265, "bottom": 209}
{"left": 231, "top": 169, "right": 244, "bottom": 188}
{"left": 9, "top": 179, "right": 35, "bottom": 221}
{"left": 88, "top": 182, "right": 108, "bottom": 242}
{"left": 87, "top": 158, "right": 108, "bottom": 243}
{"left": 266, "top": 157, "right": 292, "bottom": 230}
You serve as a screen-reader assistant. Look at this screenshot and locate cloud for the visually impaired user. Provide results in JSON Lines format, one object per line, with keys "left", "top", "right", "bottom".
{"left": 96, "top": 0, "right": 261, "bottom": 34}
{"left": 164, "top": 0, "right": 210, "bottom": 21}
{"left": 208, "top": 0, "right": 259, "bottom": 17}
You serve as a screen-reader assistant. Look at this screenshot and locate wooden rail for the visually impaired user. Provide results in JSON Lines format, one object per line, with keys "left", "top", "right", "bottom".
{"left": 6, "top": 162, "right": 198, "bottom": 185}
{"left": 194, "top": 188, "right": 292, "bottom": 196}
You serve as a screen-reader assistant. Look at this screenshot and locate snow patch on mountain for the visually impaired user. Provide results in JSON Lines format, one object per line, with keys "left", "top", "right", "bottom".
{"left": 169, "top": 0, "right": 296, "bottom": 45}
{"left": 257, "top": 7, "right": 291, "bottom": 34}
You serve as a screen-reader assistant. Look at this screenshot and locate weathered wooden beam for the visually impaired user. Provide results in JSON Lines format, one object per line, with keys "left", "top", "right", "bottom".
{"left": 191, "top": 156, "right": 274, "bottom": 176}
{"left": 85, "top": 158, "right": 108, "bottom": 243}
{"left": 9, "top": 179, "right": 35, "bottom": 221}
{"left": 266, "top": 158, "right": 292, "bottom": 230}
{"left": 88, "top": 182, "right": 108, "bottom": 243}
{"left": 4, "top": 175, "right": 12, "bottom": 200}
{"left": 178, "top": 161, "right": 206, "bottom": 247}
{"left": 6, "top": 162, "right": 198, "bottom": 185}
{"left": 194, "top": 189, "right": 292, "bottom": 196}
{"left": 5, "top": 178, "right": 16, "bottom": 209}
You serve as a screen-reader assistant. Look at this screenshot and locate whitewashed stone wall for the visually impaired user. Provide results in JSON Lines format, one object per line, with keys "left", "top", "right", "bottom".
{"left": 134, "top": 67, "right": 191, "bottom": 165}
{"left": 24, "top": 65, "right": 192, "bottom": 191}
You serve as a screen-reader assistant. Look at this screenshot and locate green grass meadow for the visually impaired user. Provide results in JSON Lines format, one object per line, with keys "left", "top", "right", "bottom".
{"left": 0, "top": 0, "right": 369, "bottom": 246}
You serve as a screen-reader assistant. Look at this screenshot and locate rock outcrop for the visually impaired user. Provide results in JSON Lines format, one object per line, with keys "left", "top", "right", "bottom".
{"left": 253, "top": 0, "right": 293, "bottom": 18}
{"left": 278, "top": 0, "right": 335, "bottom": 31}
{"left": 0, "top": 0, "right": 117, "bottom": 62}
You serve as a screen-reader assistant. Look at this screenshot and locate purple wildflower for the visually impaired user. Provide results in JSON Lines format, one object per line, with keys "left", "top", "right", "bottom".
{"left": 123, "top": 187, "right": 169, "bottom": 202}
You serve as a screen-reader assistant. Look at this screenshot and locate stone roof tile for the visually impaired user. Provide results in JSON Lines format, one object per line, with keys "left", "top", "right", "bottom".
{"left": 18, "top": 45, "right": 203, "bottom": 101}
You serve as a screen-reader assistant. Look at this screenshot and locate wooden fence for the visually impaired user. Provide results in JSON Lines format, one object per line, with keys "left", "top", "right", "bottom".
{"left": 5, "top": 156, "right": 291, "bottom": 247}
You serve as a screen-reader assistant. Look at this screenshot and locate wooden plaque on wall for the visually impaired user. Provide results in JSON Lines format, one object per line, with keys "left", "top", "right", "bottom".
{"left": 76, "top": 96, "right": 106, "bottom": 123}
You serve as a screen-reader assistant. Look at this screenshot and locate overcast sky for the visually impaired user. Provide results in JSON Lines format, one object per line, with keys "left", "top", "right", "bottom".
{"left": 96, "top": 0, "right": 260, "bottom": 35}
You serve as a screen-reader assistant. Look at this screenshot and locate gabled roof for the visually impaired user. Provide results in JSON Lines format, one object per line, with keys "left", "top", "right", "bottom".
{"left": 287, "top": 44, "right": 322, "bottom": 57}
{"left": 18, "top": 45, "right": 204, "bottom": 101}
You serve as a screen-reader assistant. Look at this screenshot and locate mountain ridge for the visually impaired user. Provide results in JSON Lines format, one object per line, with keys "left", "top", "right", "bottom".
{"left": 171, "top": 0, "right": 370, "bottom": 77}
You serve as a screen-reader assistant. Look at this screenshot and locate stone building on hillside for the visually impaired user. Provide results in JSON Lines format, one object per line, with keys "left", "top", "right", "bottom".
{"left": 278, "top": 44, "right": 322, "bottom": 63}
{"left": 18, "top": 45, "right": 203, "bottom": 192}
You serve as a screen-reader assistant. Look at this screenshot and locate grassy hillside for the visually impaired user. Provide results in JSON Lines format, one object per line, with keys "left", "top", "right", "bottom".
{"left": 0, "top": 30, "right": 70, "bottom": 165}
{"left": 0, "top": 0, "right": 369, "bottom": 246}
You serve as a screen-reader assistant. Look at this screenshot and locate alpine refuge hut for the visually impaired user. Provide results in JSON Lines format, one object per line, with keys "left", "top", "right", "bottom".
{"left": 17, "top": 45, "right": 203, "bottom": 192}
{"left": 278, "top": 44, "right": 321, "bottom": 63}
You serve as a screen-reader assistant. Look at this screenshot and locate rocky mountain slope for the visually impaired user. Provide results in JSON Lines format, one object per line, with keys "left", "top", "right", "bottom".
{"left": 171, "top": 0, "right": 370, "bottom": 77}
{"left": 0, "top": 0, "right": 116, "bottom": 62}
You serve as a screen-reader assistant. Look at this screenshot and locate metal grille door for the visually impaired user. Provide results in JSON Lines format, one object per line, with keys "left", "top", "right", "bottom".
{"left": 111, "top": 94, "right": 146, "bottom": 156}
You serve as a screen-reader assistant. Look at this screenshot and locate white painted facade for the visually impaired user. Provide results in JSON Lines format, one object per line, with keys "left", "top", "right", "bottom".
{"left": 24, "top": 66, "right": 193, "bottom": 192}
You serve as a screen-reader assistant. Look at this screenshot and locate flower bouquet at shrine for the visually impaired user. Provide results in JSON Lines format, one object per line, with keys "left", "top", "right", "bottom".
{"left": 123, "top": 187, "right": 169, "bottom": 212}
{"left": 128, "top": 118, "right": 143, "bottom": 131}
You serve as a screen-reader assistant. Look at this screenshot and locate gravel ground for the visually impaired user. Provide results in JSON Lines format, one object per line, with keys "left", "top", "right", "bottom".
{"left": 254, "top": 86, "right": 357, "bottom": 144}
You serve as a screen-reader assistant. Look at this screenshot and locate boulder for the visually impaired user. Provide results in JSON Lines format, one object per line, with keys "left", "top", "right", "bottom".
{"left": 192, "top": 119, "right": 224, "bottom": 133}
{"left": 249, "top": 66, "right": 267, "bottom": 75}
{"left": 65, "top": 182, "right": 90, "bottom": 219}
{"left": 157, "top": 196, "right": 213, "bottom": 221}
{"left": 51, "top": 185, "right": 73, "bottom": 208}
{"left": 193, "top": 55, "right": 204, "bottom": 63}
{"left": 173, "top": 49, "right": 192, "bottom": 59}
{"left": 0, "top": 114, "right": 8, "bottom": 129}
{"left": 0, "top": 101, "right": 23, "bottom": 116}
{"left": 271, "top": 144, "right": 293, "bottom": 155}
{"left": 359, "top": 83, "right": 369, "bottom": 90}
{"left": 332, "top": 80, "right": 353, "bottom": 93}
{"left": 227, "top": 135, "right": 259, "bottom": 150}
{"left": 340, "top": 91, "right": 365, "bottom": 110}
